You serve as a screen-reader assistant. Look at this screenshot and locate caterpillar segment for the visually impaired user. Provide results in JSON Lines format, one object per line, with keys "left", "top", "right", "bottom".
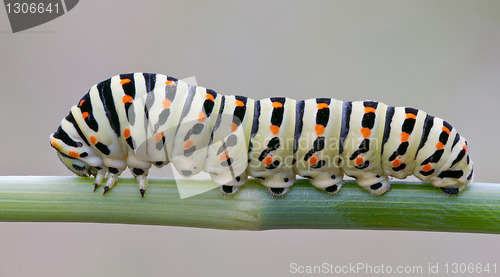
{"left": 50, "top": 73, "right": 474, "bottom": 197}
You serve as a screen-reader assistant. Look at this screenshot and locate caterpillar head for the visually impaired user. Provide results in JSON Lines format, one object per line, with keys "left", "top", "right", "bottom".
{"left": 50, "top": 113, "right": 101, "bottom": 177}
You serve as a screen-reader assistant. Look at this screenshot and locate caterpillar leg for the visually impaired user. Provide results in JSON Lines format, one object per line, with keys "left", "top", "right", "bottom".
{"left": 356, "top": 176, "right": 391, "bottom": 195}
{"left": 102, "top": 168, "right": 123, "bottom": 195}
{"left": 307, "top": 174, "right": 344, "bottom": 195}
{"left": 92, "top": 167, "right": 107, "bottom": 191}
{"left": 217, "top": 174, "right": 248, "bottom": 195}
{"left": 132, "top": 168, "right": 149, "bottom": 197}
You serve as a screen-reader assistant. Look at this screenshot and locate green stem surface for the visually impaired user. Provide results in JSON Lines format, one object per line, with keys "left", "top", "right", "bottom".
{"left": 0, "top": 176, "right": 499, "bottom": 233}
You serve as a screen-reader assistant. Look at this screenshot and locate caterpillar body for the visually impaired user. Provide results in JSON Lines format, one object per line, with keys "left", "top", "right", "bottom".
{"left": 50, "top": 73, "right": 473, "bottom": 197}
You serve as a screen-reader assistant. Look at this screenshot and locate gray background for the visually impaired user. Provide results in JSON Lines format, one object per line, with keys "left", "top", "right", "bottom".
{"left": 1, "top": 0, "right": 499, "bottom": 276}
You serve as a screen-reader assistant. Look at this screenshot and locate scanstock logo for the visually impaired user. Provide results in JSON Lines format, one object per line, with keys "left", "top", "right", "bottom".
{"left": 3, "top": 0, "right": 78, "bottom": 33}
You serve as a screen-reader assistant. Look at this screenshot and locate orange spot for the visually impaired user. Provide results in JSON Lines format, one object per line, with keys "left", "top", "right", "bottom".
{"left": 315, "top": 124, "right": 325, "bottom": 136}
{"left": 436, "top": 142, "right": 444, "bottom": 149}
{"left": 361, "top": 128, "right": 371, "bottom": 138}
{"left": 355, "top": 157, "right": 365, "bottom": 166}
{"left": 90, "top": 136, "right": 97, "bottom": 144}
{"left": 272, "top": 102, "right": 283, "bottom": 108}
{"left": 219, "top": 152, "right": 229, "bottom": 161}
{"left": 422, "top": 164, "right": 433, "bottom": 172}
{"left": 163, "top": 99, "right": 171, "bottom": 109}
{"left": 206, "top": 93, "right": 215, "bottom": 101}
{"left": 198, "top": 112, "right": 206, "bottom": 122}
{"left": 392, "top": 158, "right": 401, "bottom": 168}
{"left": 263, "top": 156, "right": 273, "bottom": 166}
{"left": 270, "top": 125, "right": 280, "bottom": 135}
{"left": 122, "top": 95, "right": 133, "bottom": 103}
{"left": 364, "top": 107, "right": 376, "bottom": 114}
{"left": 317, "top": 103, "right": 329, "bottom": 109}
{"left": 82, "top": 112, "right": 89, "bottom": 119}
{"left": 406, "top": 113, "right": 416, "bottom": 120}
{"left": 79, "top": 100, "right": 85, "bottom": 106}
{"left": 69, "top": 151, "right": 79, "bottom": 158}
{"left": 235, "top": 100, "right": 244, "bottom": 107}
{"left": 123, "top": 129, "right": 130, "bottom": 138}
{"left": 401, "top": 132, "right": 410, "bottom": 142}
{"left": 51, "top": 140, "right": 59, "bottom": 148}
{"left": 442, "top": 126, "right": 450, "bottom": 134}
{"left": 184, "top": 140, "right": 194, "bottom": 149}
{"left": 463, "top": 145, "right": 467, "bottom": 153}
{"left": 309, "top": 155, "right": 319, "bottom": 165}
{"left": 155, "top": 132, "right": 164, "bottom": 143}
{"left": 120, "top": 79, "right": 131, "bottom": 85}
{"left": 231, "top": 123, "right": 239, "bottom": 132}
{"left": 165, "top": 80, "right": 176, "bottom": 86}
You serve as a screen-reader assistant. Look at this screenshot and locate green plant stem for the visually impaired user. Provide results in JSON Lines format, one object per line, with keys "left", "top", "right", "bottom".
{"left": 0, "top": 176, "right": 499, "bottom": 233}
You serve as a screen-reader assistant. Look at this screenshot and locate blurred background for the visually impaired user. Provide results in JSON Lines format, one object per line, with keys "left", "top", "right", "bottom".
{"left": 1, "top": 0, "right": 499, "bottom": 276}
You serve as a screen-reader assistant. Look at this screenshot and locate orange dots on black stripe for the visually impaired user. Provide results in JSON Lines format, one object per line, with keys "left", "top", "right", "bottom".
{"left": 198, "top": 112, "right": 206, "bottom": 122}
{"left": 422, "top": 164, "right": 433, "bottom": 172}
{"left": 392, "top": 157, "right": 401, "bottom": 167}
{"left": 219, "top": 152, "right": 229, "bottom": 161}
{"left": 165, "top": 80, "right": 176, "bottom": 86}
{"left": 364, "top": 107, "right": 376, "bottom": 114}
{"left": 442, "top": 126, "right": 451, "bottom": 134}
{"left": 122, "top": 95, "right": 133, "bottom": 104}
{"left": 120, "top": 78, "right": 131, "bottom": 85}
{"left": 123, "top": 129, "right": 130, "bottom": 138}
{"left": 309, "top": 154, "right": 319, "bottom": 165}
{"left": 163, "top": 99, "right": 171, "bottom": 109}
{"left": 263, "top": 156, "right": 273, "bottom": 166}
{"left": 270, "top": 125, "right": 280, "bottom": 135}
{"left": 401, "top": 132, "right": 410, "bottom": 142}
{"left": 355, "top": 156, "right": 365, "bottom": 166}
{"left": 315, "top": 124, "right": 325, "bottom": 136}
{"left": 272, "top": 102, "right": 283, "bottom": 108}
{"left": 206, "top": 93, "right": 215, "bottom": 101}
{"left": 79, "top": 100, "right": 85, "bottom": 106}
{"left": 82, "top": 112, "right": 89, "bottom": 119}
{"left": 231, "top": 123, "right": 239, "bottom": 132}
{"left": 317, "top": 103, "right": 329, "bottom": 109}
{"left": 436, "top": 142, "right": 444, "bottom": 150}
{"left": 235, "top": 100, "right": 244, "bottom": 107}
{"left": 155, "top": 132, "right": 164, "bottom": 143}
{"left": 69, "top": 151, "right": 79, "bottom": 158}
{"left": 184, "top": 140, "right": 194, "bottom": 149}
{"left": 90, "top": 136, "right": 97, "bottom": 144}
{"left": 405, "top": 113, "right": 416, "bottom": 120}
{"left": 361, "top": 127, "right": 371, "bottom": 138}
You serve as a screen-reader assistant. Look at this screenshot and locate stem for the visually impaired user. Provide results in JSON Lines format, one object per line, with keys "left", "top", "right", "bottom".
{"left": 0, "top": 176, "right": 499, "bottom": 233}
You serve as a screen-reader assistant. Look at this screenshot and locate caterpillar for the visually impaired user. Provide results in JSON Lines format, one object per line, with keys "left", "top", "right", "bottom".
{"left": 50, "top": 73, "right": 473, "bottom": 197}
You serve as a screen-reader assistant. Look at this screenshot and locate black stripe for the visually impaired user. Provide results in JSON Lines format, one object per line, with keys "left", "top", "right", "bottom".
{"left": 119, "top": 73, "right": 136, "bottom": 98}
{"left": 443, "top": 121, "right": 453, "bottom": 132}
{"left": 438, "top": 170, "right": 463, "bottom": 179}
{"left": 143, "top": 73, "right": 157, "bottom": 92}
{"left": 363, "top": 101, "right": 378, "bottom": 108}
{"left": 204, "top": 88, "right": 217, "bottom": 117}
{"left": 270, "top": 97, "right": 285, "bottom": 127}
{"left": 97, "top": 78, "right": 121, "bottom": 137}
{"left": 381, "top": 106, "right": 395, "bottom": 154}
{"left": 451, "top": 149, "right": 466, "bottom": 167}
{"left": 233, "top": 96, "right": 247, "bottom": 125}
{"left": 405, "top": 107, "right": 418, "bottom": 115}
{"left": 53, "top": 126, "right": 79, "bottom": 148}
{"left": 451, "top": 133, "right": 461, "bottom": 149}
{"left": 339, "top": 102, "right": 352, "bottom": 154}
{"left": 293, "top": 100, "right": 305, "bottom": 153}
{"left": 65, "top": 112, "right": 90, "bottom": 146}
{"left": 418, "top": 115, "right": 434, "bottom": 150}
{"left": 95, "top": 142, "right": 111, "bottom": 155}
{"left": 250, "top": 100, "right": 261, "bottom": 138}
{"left": 212, "top": 95, "right": 226, "bottom": 134}
{"left": 79, "top": 92, "right": 99, "bottom": 132}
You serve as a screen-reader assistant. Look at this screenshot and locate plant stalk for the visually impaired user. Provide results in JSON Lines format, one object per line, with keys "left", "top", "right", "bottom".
{"left": 0, "top": 176, "right": 499, "bottom": 233}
